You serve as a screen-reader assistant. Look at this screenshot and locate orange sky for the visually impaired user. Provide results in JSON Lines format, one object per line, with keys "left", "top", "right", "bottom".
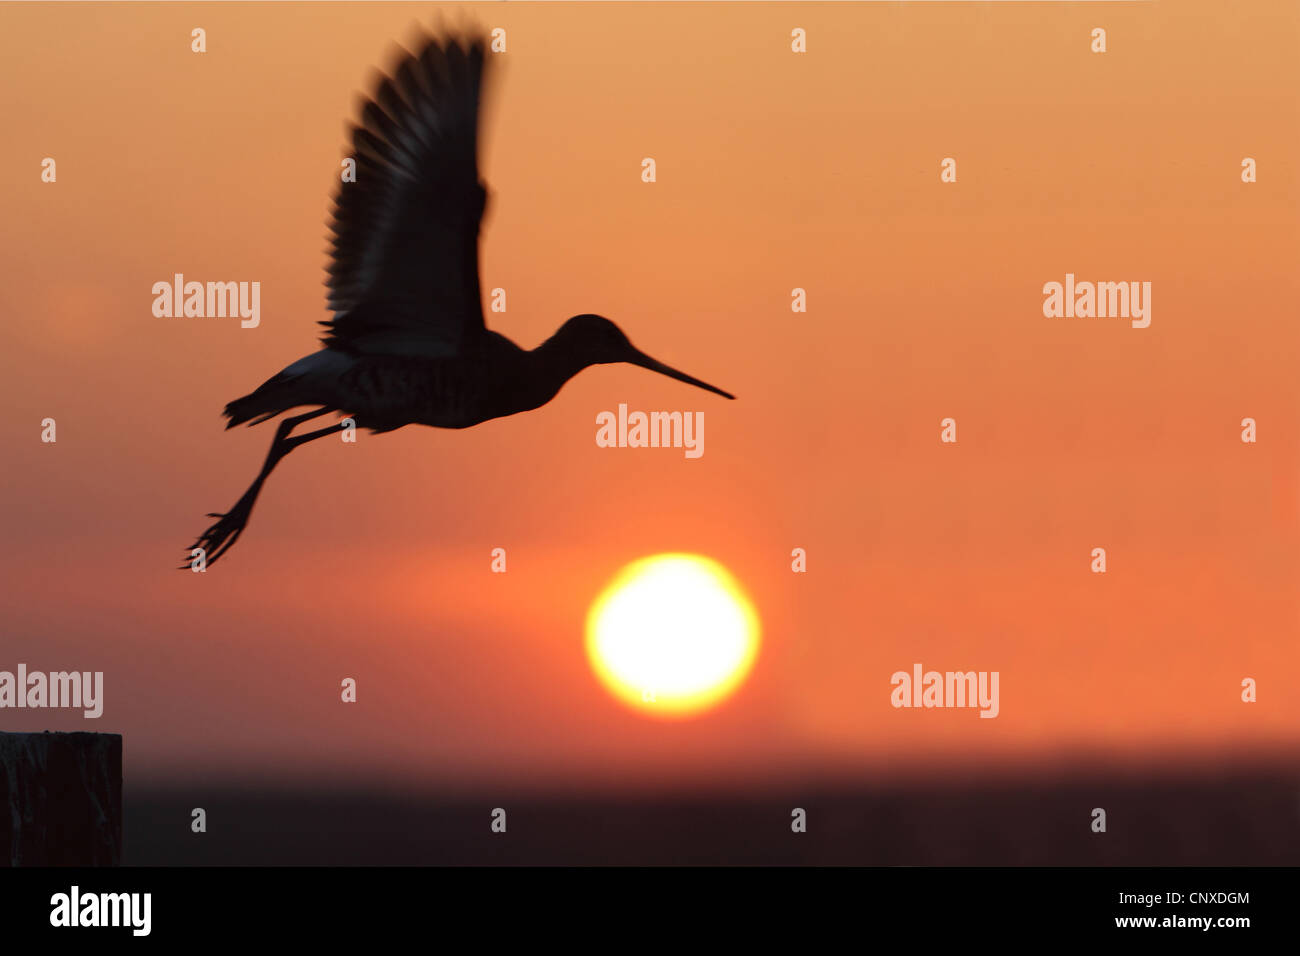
{"left": 1, "top": 1, "right": 1297, "bottom": 790}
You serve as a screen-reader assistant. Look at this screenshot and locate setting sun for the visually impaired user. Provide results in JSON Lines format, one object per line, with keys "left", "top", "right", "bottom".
{"left": 586, "top": 554, "right": 761, "bottom": 718}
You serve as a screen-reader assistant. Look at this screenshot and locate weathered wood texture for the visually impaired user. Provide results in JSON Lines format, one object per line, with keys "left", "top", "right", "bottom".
{"left": 0, "top": 732, "right": 122, "bottom": 866}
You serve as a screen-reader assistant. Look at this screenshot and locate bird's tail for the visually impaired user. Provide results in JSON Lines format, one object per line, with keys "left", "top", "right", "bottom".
{"left": 223, "top": 373, "right": 303, "bottom": 429}
{"left": 223, "top": 350, "right": 352, "bottom": 428}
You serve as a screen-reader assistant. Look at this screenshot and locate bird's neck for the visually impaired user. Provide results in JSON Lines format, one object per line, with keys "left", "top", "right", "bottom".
{"left": 527, "top": 337, "right": 593, "bottom": 401}
{"left": 534, "top": 336, "right": 591, "bottom": 379}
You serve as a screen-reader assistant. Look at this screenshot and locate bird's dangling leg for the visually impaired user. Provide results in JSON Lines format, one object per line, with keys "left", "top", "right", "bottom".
{"left": 183, "top": 408, "right": 344, "bottom": 568}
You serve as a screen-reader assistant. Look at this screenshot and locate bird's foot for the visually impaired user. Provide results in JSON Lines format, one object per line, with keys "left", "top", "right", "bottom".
{"left": 180, "top": 499, "right": 254, "bottom": 570}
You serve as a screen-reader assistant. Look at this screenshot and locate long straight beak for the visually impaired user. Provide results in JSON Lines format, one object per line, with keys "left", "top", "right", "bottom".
{"left": 630, "top": 350, "right": 735, "bottom": 400}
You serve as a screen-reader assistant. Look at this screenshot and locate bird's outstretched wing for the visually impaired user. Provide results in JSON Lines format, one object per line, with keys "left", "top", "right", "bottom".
{"left": 321, "top": 34, "right": 488, "bottom": 358}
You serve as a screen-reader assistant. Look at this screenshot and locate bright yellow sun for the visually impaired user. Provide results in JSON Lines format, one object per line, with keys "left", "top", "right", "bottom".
{"left": 586, "top": 554, "right": 761, "bottom": 718}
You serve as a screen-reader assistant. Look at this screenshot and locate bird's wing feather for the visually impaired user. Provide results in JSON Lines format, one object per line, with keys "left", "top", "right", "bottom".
{"left": 321, "top": 34, "right": 488, "bottom": 358}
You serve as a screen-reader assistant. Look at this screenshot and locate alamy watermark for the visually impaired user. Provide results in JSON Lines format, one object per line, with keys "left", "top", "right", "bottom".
{"left": 595, "top": 403, "right": 704, "bottom": 459}
{"left": 1042, "top": 273, "right": 1151, "bottom": 329}
{"left": 0, "top": 664, "right": 103, "bottom": 718}
{"left": 890, "top": 663, "right": 999, "bottom": 718}
{"left": 50, "top": 886, "right": 150, "bottom": 936}
{"left": 152, "top": 273, "right": 260, "bottom": 328}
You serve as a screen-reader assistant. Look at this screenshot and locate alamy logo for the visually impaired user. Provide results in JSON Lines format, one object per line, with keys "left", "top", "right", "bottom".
{"left": 50, "top": 886, "right": 150, "bottom": 936}
{"left": 0, "top": 664, "right": 103, "bottom": 718}
{"left": 595, "top": 403, "right": 705, "bottom": 459}
{"left": 890, "top": 663, "right": 999, "bottom": 718}
{"left": 151, "top": 273, "right": 260, "bottom": 328}
{"left": 1042, "top": 273, "right": 1151, "bottom": 328}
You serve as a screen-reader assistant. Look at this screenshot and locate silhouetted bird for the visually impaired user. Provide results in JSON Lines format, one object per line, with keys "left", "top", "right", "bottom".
{"left": 185, "top": 32, "right": 733, "bottom": 567}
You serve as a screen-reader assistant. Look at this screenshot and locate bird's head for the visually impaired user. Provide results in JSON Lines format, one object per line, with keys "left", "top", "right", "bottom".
{"left": 553, "top": 314, "right": 735, "bottom": 400}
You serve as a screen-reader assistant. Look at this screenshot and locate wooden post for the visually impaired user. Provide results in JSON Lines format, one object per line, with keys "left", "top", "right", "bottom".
{"left": 0, "top": 732, "right": 122, "bottom": 866}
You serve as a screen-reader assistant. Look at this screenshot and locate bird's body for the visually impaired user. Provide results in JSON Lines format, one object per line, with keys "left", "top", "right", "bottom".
{"left": 185, "top": 29, "right": 733, "bottom": 567}
{"left": 229, "top": 333, "right": 587, "bottom": 433}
